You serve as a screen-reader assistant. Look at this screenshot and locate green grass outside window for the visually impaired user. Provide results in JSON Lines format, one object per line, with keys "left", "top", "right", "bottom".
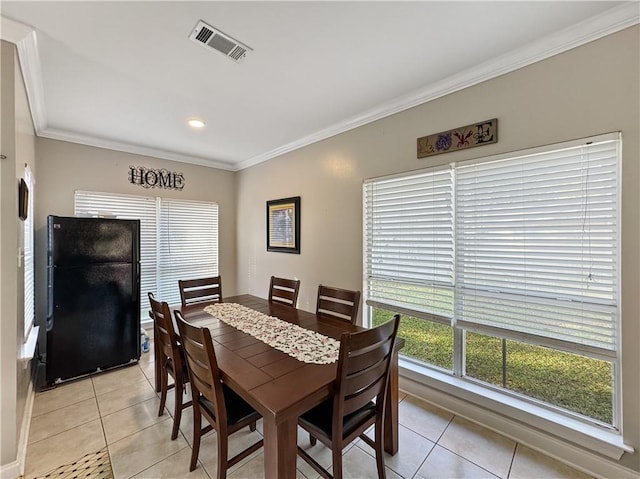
{"left": 373, "top": 308, "right": 613, "bottom": 424}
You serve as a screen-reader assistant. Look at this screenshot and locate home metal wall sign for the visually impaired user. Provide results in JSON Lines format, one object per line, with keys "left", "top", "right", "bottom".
{"left": 129, "top": 166, "right": 185, "bottom": 190}
{"left": 417, "top": 118, "right": 498, "bottom": 158}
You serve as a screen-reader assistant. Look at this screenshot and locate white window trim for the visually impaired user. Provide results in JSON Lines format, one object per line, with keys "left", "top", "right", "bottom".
{"left": 399, "top": 358, "right": 633, "bottom": 460}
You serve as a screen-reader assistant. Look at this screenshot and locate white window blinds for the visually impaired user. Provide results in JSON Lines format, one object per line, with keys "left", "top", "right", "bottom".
{"left": 75, "top": 191, "right": 218, "bottom": 316}
{"left": 363, "top": 133, "right": 620, "bottom": 359}
{"left": 75, "top": 191, "right": 158, "bottom": 319}
{"left": 363, "top": 167, "right": 455, "bottom": 322}
{"left": 454, "top": 136, "right": 620, "bottom": 357}
{"left": 157, "top": 199, "right": 218, "bottom": 305}
{"left": 23, "top": 165, "right": 35, "bottom": 339}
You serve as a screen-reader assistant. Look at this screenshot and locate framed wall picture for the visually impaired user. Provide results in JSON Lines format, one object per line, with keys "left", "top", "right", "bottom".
{"left": 266, "top": 196, "right": 300, "bottom": 254}
{"left": 18, "top": 178, "right": 29, "bottom": 220}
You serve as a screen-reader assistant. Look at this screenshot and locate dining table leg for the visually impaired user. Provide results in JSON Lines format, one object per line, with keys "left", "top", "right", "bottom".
{"left": 262, "top": 415, "right": 298, "bottom": 479}
{"left": 384, "top": 348, "right": 400, "bottom": 454}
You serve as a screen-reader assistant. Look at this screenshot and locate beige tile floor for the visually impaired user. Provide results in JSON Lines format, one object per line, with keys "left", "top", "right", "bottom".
{"left": 24, "top": 341, "right": 596, "bottom": 479}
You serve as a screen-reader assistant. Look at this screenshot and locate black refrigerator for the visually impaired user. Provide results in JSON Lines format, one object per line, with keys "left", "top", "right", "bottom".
{"left": 46, "top": 215, "right": 141, "bottom": 385}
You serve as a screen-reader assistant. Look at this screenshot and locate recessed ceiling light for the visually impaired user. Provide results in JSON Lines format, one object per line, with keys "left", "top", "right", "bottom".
{"left": 187, "top": 118, "right": 206, "bottom": 129}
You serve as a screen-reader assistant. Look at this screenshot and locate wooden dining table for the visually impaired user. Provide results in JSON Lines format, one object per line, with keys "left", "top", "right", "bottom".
{"left": 154, "top": 294, "right": 402, "bottom": 478}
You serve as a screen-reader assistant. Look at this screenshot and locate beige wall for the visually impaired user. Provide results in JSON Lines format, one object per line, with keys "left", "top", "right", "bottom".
{"left": 14, "top": 35, "right": 36, "bottom": 449}
{"left": 0, "top": 39, "right": 37, "bottom": 472}
{"left": 236, "top": 26, "right": 639, "bottom": 473}
{"left": 33, "top": 138, "right": 238, "bottom": 341}
{"left": 0, "top": 38, "right": 19, "bottom": 470}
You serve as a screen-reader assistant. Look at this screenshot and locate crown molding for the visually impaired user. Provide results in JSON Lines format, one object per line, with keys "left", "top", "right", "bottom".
{"left": 4, "top": 4, "right": 639, "bottom": 172}
{"left": 237, "top": 2, "right": 640, "bottom": 171}
{"left": 0, "top": 15, "right": 31, "bottom": 43}
{"left": 16, "top": 31, "right": 47, "bottom": 133}
{"left": 40, "top": 128, "right": 237, "bottom": 171}
{"left": 1, "top": 14, "right": 234, "bottom": 170}
{"left": 1, "top": 16, "right": 47, "bottom": 133}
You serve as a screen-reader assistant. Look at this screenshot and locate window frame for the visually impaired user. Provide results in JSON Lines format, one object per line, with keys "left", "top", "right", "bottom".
{"left": 23, "top": 164, "right": 35, "bottom": 340}
{"left": 363, "top": 132, "right": 622, "bottom": 432}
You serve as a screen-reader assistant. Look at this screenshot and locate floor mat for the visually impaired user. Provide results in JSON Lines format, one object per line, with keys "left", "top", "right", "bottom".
{"left": 37, "top": 447, "right": 113, "bottom": 479}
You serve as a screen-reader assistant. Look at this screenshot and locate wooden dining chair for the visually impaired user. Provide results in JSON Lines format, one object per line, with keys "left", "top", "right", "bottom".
{"left": 268, "top": 275, "right": 301, "bottom": 307}
{"left": 178, "top": 276, "right": 223, "bottom": 307}
{"left": 316, "top": 285, "right": 361, "bottom": 325}
{"left": 297, "top": 314, "right": 401, "bottom": 479}
{"left": 147, "top": 292, "right": 192, "bottom": 440}
{"left": 174, "top": 310, "right": 263, "bottom": 475}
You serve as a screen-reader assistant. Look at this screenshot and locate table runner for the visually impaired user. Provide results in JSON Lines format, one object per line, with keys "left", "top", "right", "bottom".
{"left": 204, "top": 303, "right": 340, "bottom": 364}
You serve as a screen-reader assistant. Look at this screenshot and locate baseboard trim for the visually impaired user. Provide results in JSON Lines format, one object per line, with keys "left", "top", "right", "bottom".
{"left": 0, "top": 460, "right": 20, "bottom": 479}
{"left": 0, "top": 371, "right": 36, "bottom": 479}
{"left": 17, "top": 375, "right": 36, "bottom": 477}
{"left": 400, "top": 376, "right": 638, "bottom": 479}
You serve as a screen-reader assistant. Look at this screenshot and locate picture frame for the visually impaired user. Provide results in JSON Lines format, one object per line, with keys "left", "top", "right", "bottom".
{"left": 266, "top": 196, "right": 300, "bottom": 254}
{"left": 18, "top": 178, "right": 29, "bottom": 221}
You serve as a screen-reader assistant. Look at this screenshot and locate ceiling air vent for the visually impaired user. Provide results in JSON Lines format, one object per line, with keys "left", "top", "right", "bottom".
{"left": 189, "top": 20, "right": 252, "bottom": 63}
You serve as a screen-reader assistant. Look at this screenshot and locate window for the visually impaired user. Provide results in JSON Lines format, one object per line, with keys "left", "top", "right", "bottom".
{"left": 363, "top": 167, "right": 454, "bottom": 323}
{"left": 364, "top": 133, "right": 621, "bottom": 427}
{"left": 23, "top": 165, "right": 35, "bottom": 339}
{"left": 75, "top": 191, "right": 218, "bottom": 317}
{"left": 157, "top": 198, "right": 219, "bottom": 303}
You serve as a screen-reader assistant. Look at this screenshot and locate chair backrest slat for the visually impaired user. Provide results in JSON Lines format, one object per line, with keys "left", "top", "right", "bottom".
{"left": 175, "top": 310, "right": 227, "bottom": 422}
{"left": 148, "top": 292, "right": 181, "bottom": 363}
{"left": 179, "top": 335, "right": 210, "bottom": 393}
{"left": 316, "top": 285, "right": 361, "bottom": 324}
{"left": 343, "top": 378, "right": 386, "bottom": 416}
{"left": 318, "top": 298, "right": 355, "bottom": 318}
{"left": 179, "top": 276, "right": 223, "bottom": 307}
{"left": 334, "top": 315, "right": 400, "bottom": 427}
{"left": 346, "top": 340, "right": 394, "bottom": 375}
{"left": 343, "top": 358, "right": 389, "bottom": 397}
{"left": 268, "top": 276, "right": 300, "bottom": 307}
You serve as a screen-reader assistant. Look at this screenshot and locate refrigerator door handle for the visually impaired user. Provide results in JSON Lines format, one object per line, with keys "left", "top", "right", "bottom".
{"left": 46, "top": 267, "right": 54, "bottom": 331}
{"left": 134, "top": 262, "right": 140, "bottom": 301}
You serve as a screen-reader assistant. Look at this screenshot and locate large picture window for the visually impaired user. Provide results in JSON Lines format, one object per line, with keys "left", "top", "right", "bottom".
{"left": 75, "top": 191, "right": 218, "bottom": 318}
{"left": 364, "top": 133, "right": 621, "bottom": 427}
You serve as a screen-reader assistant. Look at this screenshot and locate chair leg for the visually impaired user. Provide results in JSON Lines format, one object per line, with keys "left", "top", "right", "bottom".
{"left": 309, "top": 433, "right": 317, "bottom": 446}
{"left": 190, "top": 405, "right": 201, "bottom": 472}
{"left": 249, "top": 420, "right": 256, "bottom": 432}
{"left": 158, "top": 362, "right": 168, "bottom": 417}
{"left": 217, "top": 427, "right": 229, "bottom": 479}
{"left": 332, "top": 444, "right": 343, "bottom": 479}
{"left": 171, "top": 376, "right": 183, "bottom": 440}
{"left": 374, "top": 421, "right": 387, "bottom": 479}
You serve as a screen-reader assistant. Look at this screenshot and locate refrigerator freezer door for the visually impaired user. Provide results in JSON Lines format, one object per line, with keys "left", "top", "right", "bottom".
{"left": 48, "top": 216, "right": 139, "bottom": 267}
{"left": 46, "top": 262, "right": 140, "bottom": 383}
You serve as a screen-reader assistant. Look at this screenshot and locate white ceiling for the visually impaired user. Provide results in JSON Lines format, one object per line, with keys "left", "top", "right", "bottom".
{"left": 1, "top": 2, "right": 638, "bottom": 171}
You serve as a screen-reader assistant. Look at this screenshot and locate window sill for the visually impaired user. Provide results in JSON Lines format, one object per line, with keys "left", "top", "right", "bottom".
{"left": 399, "top": 357, "right": 633, "bottom": 461}
{"left": 20, "top": 325, "right": 39, "bottom": 366}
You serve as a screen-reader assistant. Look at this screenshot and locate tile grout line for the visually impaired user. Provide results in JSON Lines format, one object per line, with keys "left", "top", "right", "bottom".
{"left": 506, "top": 442, "right": 519, "bottom": 479}
{"left": 406, "top": 410, "right": 455, "bottom": 479}
{"left": 423, "top": 413, "right": 505, "bottom": 479}
{"left": 93, "top": 373, "right": 116, "bottom": 479}
{"left": 103, "top": 362, "right": 167, "bottom": 478}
